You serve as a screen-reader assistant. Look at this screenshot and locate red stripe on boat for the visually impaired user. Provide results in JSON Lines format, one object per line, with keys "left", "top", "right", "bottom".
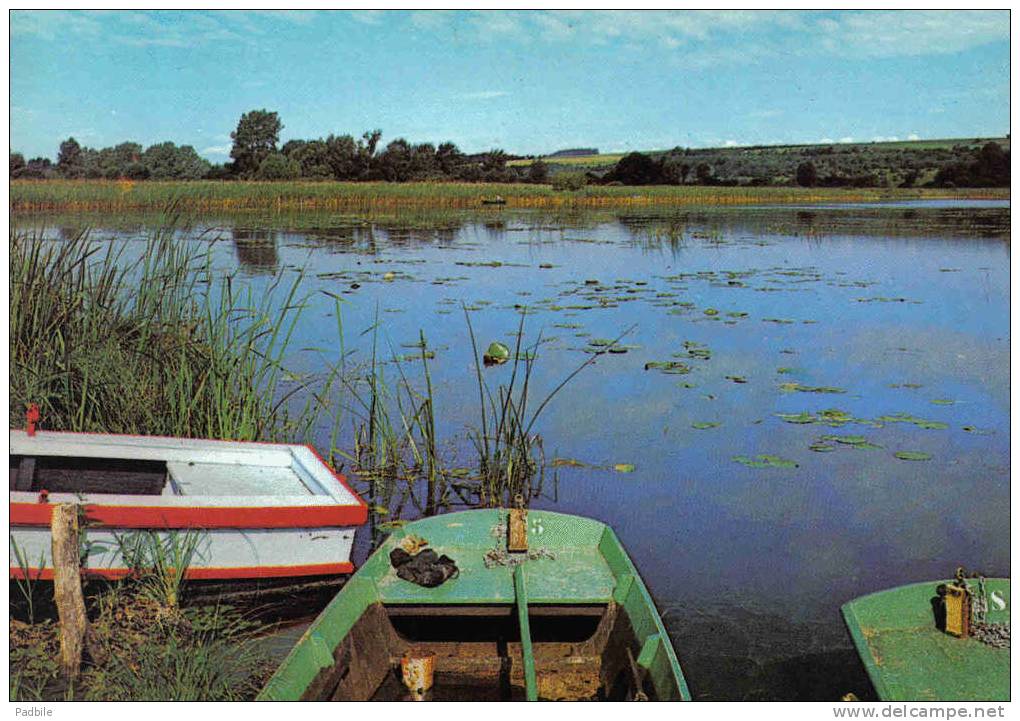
{"left": 10, "top": 430, "right": 368, "bottom": 513}
{"left": 10, "top": 502, "right": 368, "bottom": 529}
{"left": 10, "top": 561, "right": 355, "bottom": 581}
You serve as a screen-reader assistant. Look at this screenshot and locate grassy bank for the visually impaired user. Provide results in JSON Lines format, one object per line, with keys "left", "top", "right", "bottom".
{"left": 10, "top": 179, "right": 1008, "bottom": 213}
{"left": 10, "top": 530, "right": 273, "bottom": 701}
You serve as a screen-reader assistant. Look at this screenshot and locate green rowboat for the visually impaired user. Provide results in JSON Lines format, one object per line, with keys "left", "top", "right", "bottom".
{"left": 259, "top": 509, "right": 691, "bottom": 701}
{"left": 841, "top": 578, "right": 1009, "bottom": 701}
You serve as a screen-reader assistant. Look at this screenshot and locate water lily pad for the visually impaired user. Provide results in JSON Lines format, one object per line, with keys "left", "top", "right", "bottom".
{"left": 876, "top": 413, "right": 948, "bottom": 430}
{"left": 725, "top": 375, "right": 747, "bottom": 384}
{"left": 930, "top": 399, "right": 955, "bottom": 405}
{"left": 551, "top": 457, "right": 587, "bottom": 468}
{"left": 776, "top": 412, "right": 815, "bottom": 424}
{"left": 703, "top": 308, "right": 719, "bottom": 316}
{"left": 732, "top": 454, "right": 799, "bottom": 469}
{"left": 644, "top": 361, "right": 691, "bottom": 374}
{"left": 809, "top": 443, "right": 837, "bottom": 453}
{"left": 691, "top": 422, "right": 720, "bottom": 430}
{"left": 779, "top": 382, "right": 846, "bottom": 394}
{"left": 894, "top": 451, "right": 932, "bottom": 461}
{"left": 614, "top": 463, "right": 636, "bottom": 473}
{"left": 483, "top": 341, "right": 511, "bottom": 366}
{"left": 820, "top": 434, "right": 882, "bottom": 450}
{"left": 383, "top": 271, "right": 397, "bottom": 281}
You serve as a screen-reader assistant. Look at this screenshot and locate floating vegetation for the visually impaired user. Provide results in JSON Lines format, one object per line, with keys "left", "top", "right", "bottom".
{"left": 930, "top": 399, "right": 955, "bottom": 405}
{"left": 482, "top": 341, "right": 511, "bottom": 366}
{"left": 894, "top": 451, "right": 933, "bottom": 461}
{"left": 762, "top": 318, "right": 796, "bottom": 324}
{"left": 889, "top": 382, "right": 924, "bottom": 389}
{"left": 732, "top": 454, "right": 799, "bottom": 469}
{"left": 691, "top": 422, "right": 720, "bottom": 430}
{"left": 644, "top": 360, "right": 692, "bottom": 374}
{"left": 875, "top": 413, "right": 949, "bottom": 430}
{"left": 778, "top": 382, "right": 847, "bottom": 394}
{"left": 725, "top": 375, "right": 748, "bottom": 384}
{"left": 776, "top": 367, "right": 794, "bottom": 374}
{"left": 962, "top": 426, "right": 995, "bottom": 435}
{"left": 551, "top": 457, "right": 587, "bottom": 468}
{"left": 703, "top": 308, "right": 720, "bottom": 316}
{"left": 613, "top": 463, "right": 636, "bottom": 473}
{"left": 819, "top": 434, "right": 883, "bottom": 450}
{"left": 855, "top": 296, "right": 919, "bottom": 304}
{"left": 775, "top": 412, "right": 816, "bottom": 424}
{"left": 809, "top": 442, "right": 837, "bottom": 453}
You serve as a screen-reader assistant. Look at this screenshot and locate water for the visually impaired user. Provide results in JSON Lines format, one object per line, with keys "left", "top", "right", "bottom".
{"left": 16, "top": 202, "right": 1010, "bottom": 700}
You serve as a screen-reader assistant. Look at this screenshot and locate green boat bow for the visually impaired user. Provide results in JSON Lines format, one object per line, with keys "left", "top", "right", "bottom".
{"left": 842, "top": 578, "right": 1009, "bottom": 701}
{"left": 259, "top": 509, "right": 690, "bottom": 701}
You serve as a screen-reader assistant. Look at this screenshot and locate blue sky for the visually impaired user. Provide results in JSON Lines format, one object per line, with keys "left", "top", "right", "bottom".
{"left": 10, "top": 10, "right": 1010, "bottom": 162}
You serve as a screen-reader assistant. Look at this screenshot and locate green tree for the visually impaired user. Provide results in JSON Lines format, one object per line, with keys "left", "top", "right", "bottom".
{"left": 256, "top": 152, "right": 301, "bottom": 180}
{"left": 526, "top": 159, "right": 549, "bottom": 184}
{"left": 142, "top": 142, "right": 211, "bottom": 179}
{"left": 57, "top": 137, "right": 84, "bottom": 177}
{"left": 10, "top": 152, "right": 25, "bottom": 178}
{"left": 230, "top": 109, "right": 282, "bottom": 178}
{"left": 796, "top": 161, "right": 818, "bottom": 187}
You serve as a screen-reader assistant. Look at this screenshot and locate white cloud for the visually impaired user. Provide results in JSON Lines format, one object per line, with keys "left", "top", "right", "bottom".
{"left": 201, "top": 145, "right": 232, "bottom": 156}
{"left": 349, "top": 11, "right": 385, "bottom": 26}
{"left": 838, "top": 136, "right": 854, "bottom": 144}
{"left": 814, "top": 10, "right": 1007, "bottom": 58}
{"left": 723, "top": 140, "right": 739, "bottom": 147}
{"left": 907, "top": 133, "right": 920, "bottom": 141}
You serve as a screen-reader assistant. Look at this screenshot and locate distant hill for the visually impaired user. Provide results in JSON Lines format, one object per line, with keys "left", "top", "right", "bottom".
{"left": 509, "top": 136, "right": 1010, "bottom": 188}
{"left": 547, "top": 148, "right": 599, "bottom": 158}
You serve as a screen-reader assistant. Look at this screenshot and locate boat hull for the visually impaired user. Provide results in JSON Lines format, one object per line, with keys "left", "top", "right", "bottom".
{"left": 10, "top": 430, "right": 367, "bottom": 582}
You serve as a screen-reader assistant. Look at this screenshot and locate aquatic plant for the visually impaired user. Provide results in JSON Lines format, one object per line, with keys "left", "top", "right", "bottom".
{"left": 10, "top": 225, "right": 318, "bottom": 442}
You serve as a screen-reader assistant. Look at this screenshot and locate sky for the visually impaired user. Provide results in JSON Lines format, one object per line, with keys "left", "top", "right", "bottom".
{"left": 9, "top": 9, "right": 1011, "bottom": 162}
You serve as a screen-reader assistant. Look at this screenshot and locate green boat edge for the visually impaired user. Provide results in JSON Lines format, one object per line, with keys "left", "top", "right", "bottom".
{"left": 841, "top": 578, "right": 1010, "bottom": 702}
{"left": 258, "top": 509, "right": 691, "bottom": 701}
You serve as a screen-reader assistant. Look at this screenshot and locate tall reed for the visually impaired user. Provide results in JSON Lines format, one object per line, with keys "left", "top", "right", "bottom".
{"left": 9, "top": 226, "right": 314, "bottom": 442}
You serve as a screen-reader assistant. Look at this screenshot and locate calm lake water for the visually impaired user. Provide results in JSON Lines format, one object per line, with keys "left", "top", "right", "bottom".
{"left": 17, "top": 201, "right": 1010, "bottom": 700}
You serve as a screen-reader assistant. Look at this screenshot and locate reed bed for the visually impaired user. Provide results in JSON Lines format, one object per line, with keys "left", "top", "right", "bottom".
{"left": 11, "top": 179, "right": 1006, "bottom": 213}
{"left": 10, "top": 228, "right": 316, "bottom": 441}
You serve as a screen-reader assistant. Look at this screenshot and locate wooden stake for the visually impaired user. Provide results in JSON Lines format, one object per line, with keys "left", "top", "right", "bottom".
{"left": 51, "top": 503, "right": 88, "bottom": 680}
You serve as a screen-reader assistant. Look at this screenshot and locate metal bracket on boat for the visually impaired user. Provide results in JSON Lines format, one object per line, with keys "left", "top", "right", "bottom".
{"left": 508, "top": 495, "right": 528, "bottom": 554}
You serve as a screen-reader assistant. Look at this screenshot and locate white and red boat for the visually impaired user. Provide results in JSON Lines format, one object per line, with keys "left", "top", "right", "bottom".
{"left": 9, "top": 429, "right": 367, "bottom": 582}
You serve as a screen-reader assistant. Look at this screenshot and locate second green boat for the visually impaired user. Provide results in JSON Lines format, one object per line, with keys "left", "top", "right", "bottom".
{"left": 259, "top": 509, "right": 691, "bottom": 701}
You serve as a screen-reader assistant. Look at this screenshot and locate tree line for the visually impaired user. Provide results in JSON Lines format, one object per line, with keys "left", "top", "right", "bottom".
{"left": 590, "top": 141, "right": 1009, "bottom": 189}
{"left": 10, "top": 108, "right": 549, "bottom": 184}
{"left": 10, "top": 107, "right": 1009, "bottom": 188}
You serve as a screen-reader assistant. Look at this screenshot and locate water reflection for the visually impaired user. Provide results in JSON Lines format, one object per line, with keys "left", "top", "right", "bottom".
{"left": 231, "top": 228, "right": 279, "bottom": 274}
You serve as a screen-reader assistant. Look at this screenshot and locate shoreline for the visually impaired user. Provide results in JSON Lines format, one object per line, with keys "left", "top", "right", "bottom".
{"left": 10, "top": 180, "right": 1009, "bottom": 213}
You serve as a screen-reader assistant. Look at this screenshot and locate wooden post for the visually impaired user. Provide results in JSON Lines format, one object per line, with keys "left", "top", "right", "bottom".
{"left": 51, "top": 504, "right": 88, "bottom": 680}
